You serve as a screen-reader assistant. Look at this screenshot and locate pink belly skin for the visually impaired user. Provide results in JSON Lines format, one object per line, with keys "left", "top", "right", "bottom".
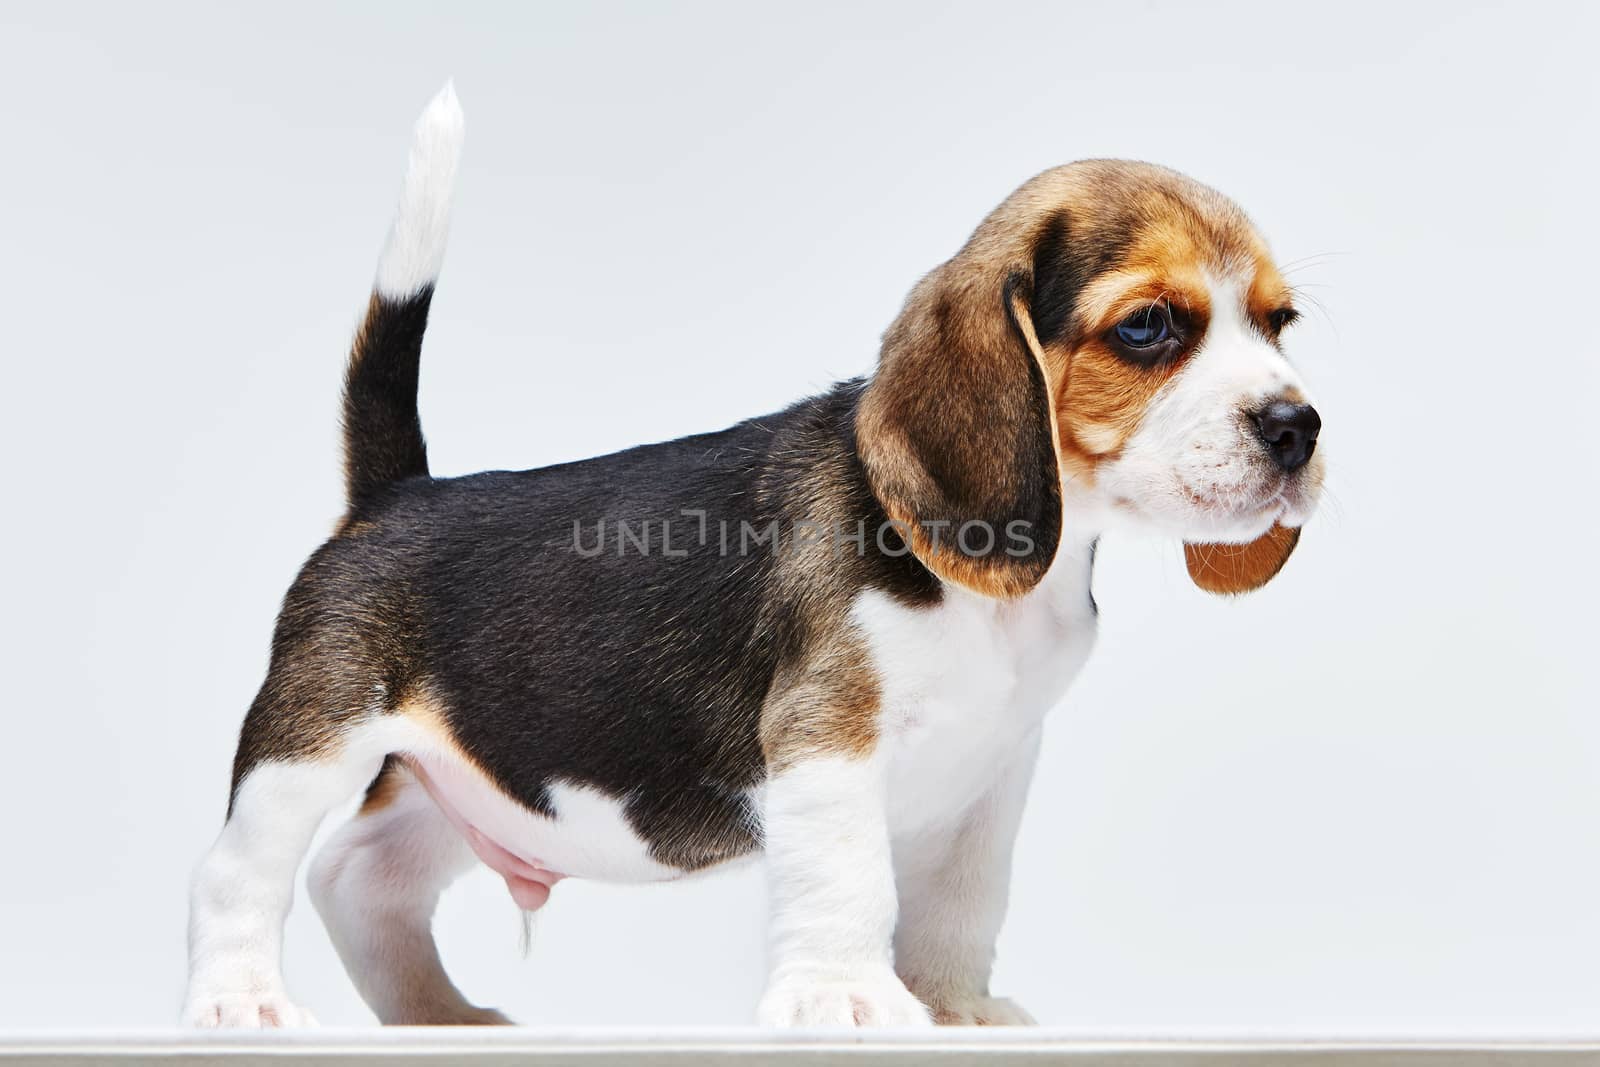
{"left": 404, "top": 757, "right": 565, "bottom": 910}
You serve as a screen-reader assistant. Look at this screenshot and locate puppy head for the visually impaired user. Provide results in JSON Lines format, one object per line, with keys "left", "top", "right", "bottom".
{"left": 858, "top": 160, "right": 1325, "bottom": 599}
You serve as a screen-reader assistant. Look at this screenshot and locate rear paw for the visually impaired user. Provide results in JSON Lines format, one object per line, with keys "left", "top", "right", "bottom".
{"left": 930, "top": 994, "right": 1035, "bottom": 1026}
{"left": 184, "top": 992, "right": 317, "bottom": 1029}
{"left": 759, "top": 965, "right": 932, "bottom": 1027}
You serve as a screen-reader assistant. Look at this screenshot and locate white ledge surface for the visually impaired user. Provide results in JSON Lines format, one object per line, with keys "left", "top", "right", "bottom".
{"left": 7, "top": 1031, "right": 1600, "bottom": 1065}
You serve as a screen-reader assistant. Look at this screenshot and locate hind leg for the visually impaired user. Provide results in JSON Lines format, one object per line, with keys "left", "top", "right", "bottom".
{"left": 184, "top": 742, "right": 384, "bottom": 1027}
{"left": 308, "top": 760, "right": 509, "bottom": 1025}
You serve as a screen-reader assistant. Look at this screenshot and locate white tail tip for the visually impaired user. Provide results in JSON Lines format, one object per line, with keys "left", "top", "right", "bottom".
{"left": 374, "top": 81, "right": 464, "bottom": 300}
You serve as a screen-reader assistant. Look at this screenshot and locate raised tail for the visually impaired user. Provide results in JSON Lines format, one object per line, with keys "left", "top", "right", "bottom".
{"left": 341, "top": 81, "right": 464, "bottom": 508}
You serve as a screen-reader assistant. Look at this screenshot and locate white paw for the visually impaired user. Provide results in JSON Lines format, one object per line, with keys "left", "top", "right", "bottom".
{"left": 759, "top": 966, "right": 933, "bottom": 1027}
{"left": 930, "top": 994, "right": 1036, "bottom": 1026}
{"left": 184, "top": 992, "right": 318, "bottom": 1029}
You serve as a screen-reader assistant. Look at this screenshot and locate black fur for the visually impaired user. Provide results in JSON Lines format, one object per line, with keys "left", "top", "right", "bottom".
{"left": 232, "top": 380, "right": 938, "bottom": 866}
{"left": 343, "top": 290, "right": 434, "bottom": 506}
{"left": 1029, "top": 208, "right": 1135, "bottom": 348}
{"left": 999, "top": 271, "right": 1064, "bottom": 573}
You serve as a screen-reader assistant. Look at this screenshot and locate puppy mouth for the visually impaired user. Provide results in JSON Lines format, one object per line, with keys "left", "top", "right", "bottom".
{"left": 1181, "top": 480, "right": 1286, "bottom": 522}
{"left": 1250, "top": 469, "right": 1324, "bottom": 530}
{"left": 1110, "top": 457, "right": 1322, "bottom": 539}
{"left": 1276, "top": 477, "right": 1321, "bottom": 527}
{"left": 1180, "top": 467, "right": 1324, "bottom": 538}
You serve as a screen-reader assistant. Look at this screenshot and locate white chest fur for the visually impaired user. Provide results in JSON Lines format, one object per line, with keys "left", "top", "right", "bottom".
{"left": 852, "top": 539, "right": 1100, "bottom": 838}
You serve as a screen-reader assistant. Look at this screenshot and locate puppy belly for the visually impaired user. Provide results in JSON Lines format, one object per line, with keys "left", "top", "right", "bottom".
{"left": 406, "top": 757, "right": 565, "bottom": 909}
{"left": 391, "top": 737, "right": 682, "bottom": 901}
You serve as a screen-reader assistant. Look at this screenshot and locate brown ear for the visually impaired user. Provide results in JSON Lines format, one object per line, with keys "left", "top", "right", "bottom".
{"left": 1184, "top": 523, "right": 1301, "bottom": 595}
{"left": 856, "top": 265, "right": 1062, "bottom": 600}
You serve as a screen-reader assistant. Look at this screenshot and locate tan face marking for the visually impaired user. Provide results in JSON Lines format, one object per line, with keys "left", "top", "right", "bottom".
{"left": 1040, "top": 180, "right": 1281, "bottom": 487}
{"left": 1245, "top": 258, "right": 1296, "bottom": 340}
{"left": 859, "top": 159, "right": 1319, "bottom": 599}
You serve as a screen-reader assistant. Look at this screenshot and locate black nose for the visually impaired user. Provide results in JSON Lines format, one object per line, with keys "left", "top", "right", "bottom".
{"left": 1252, "top": 400, "right": 1321, "bottom": 472}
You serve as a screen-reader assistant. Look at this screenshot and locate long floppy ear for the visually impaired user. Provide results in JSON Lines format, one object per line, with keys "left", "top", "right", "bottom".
{"left": 1184, "top": 523, "right": 1300, "bottom": 595}
{"left": 856, "top": 264, "right": 1062, "bottom": 599}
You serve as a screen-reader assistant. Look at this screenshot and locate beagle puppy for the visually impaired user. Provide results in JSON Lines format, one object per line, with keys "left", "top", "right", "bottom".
{"left": 184, "top": 84, "right": 1324, "bottom": 1028}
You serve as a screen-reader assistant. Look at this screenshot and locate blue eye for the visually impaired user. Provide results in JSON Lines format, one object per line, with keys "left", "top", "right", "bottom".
{"left": 1115, "top": 306, "right": 1170, "bottom": 348}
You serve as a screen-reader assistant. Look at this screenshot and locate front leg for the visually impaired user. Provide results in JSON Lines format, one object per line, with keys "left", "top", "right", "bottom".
{"left": 758, "top": 753, "right": 932, "bottom": 1026}
{"left": 892, "top": 734, "right": 1041, "bottom": 1025}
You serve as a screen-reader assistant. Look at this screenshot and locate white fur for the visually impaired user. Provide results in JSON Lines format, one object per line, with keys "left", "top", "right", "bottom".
{"left": 307, "top": 769, "right": 507, "bottom": 1025}
{"left": 184, "top": 713, "right": 683, "bottom": 1026}
{"left": 1097, "top": 271, "right": 1324, "bottom": 542}
{"left": 755, "top": 530, "right": 1101, "bottom": 1024}
{"left": 864, "top": 542, "right": 1097, "bottom": 839}
{"left": 891, "top": 735, "right": 1041, "bottom": 1024}
{"left": 374, "top": 81, "right": 463, "bottom": 300}
{"left": 185, "top": 754, "right": 382, "bottom": 1027}
{"left": 757, "top": 754, "right": 931, "bottom": 1026}
{"left": 404, "top": 745, "right": 680, "bottom": 884}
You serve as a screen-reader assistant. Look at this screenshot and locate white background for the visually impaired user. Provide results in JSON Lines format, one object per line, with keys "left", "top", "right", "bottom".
{"left": 3, "top": 0, "right": 1598, "bottom": 1034}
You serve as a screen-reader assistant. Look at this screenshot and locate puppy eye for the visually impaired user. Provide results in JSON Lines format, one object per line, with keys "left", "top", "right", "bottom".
{"left": 1114, "top": 306, "right": 1170, "bottom": 348}
{"left": 1268, "top": 307, "right": 1299, "bottom": 333}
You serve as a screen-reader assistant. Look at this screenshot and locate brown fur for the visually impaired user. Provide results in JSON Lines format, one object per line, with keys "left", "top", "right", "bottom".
{"left": 754, "top": 423, "right": 908, "bottom": 772}
{"left": 858, "top": 160, "right": 1300, "bottom": 599}
{"left": 1184, "top": 522, "right": 1302, "bottom": 595}
{"left": 1245, "top": 260, "right": 1296, "bottom": 338}
{"left": 358, "top": 756, "right": 407, "bottom": 815}
{"left": 760, "top": 637, "right": 881, "bottom": 773}
{"left": 856, "top": 219, "right": 1061, "bottom": 601}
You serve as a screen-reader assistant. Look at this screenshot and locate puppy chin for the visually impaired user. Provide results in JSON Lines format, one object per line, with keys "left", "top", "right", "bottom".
{"left": 1277, "top": 496, "right": 1318, "bottom": 529}
{"left": 1277, "top": 460, "right": 1326, "bottom": 529}
{"left": 1187, "top": 457, "right": 1326, "bottom": 540}
{"left": 1180, "top": 505, "right": 1283, "bottom": 545}
{"left": 1099, "top": 491, "right": 1280, "bottom": 544}
{"left": 1096, "top": 456, "right": 1322, "bottom": 543}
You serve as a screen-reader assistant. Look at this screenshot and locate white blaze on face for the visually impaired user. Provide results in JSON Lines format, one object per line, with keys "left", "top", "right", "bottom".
{"left": 1096, "top": 271, "right": 1322, "bottom": 542}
